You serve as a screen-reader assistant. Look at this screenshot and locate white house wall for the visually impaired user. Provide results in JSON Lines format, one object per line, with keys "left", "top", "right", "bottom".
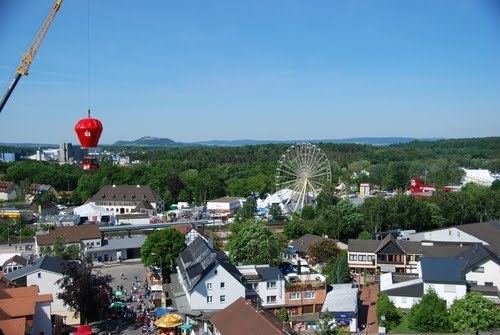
{"left": 189, "top": 264, "right": 245, "bottom": 311}
{"left": 255, "top": 278, "right": 285, "bottom": 307}
{"left": 26, "top": 270, "right": 66, "bottom": 313}
{"left": 388, "top": 296, "right": 421, "bottom": 309}
{"left": 424, "top": 283, "right": 466, "bottom": 307}
{"left": 465, "top": 260, "right": 500, "bottom": 288}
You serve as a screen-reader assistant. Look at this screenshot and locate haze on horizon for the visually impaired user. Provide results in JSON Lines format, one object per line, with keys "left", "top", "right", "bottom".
{"left": 1, "top": 0, "right": 499, "bottom": 144}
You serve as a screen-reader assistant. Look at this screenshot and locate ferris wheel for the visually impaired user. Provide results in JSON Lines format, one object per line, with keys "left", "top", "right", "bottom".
{"left": 275, "top": 143, "right": 332, "bottom": 212}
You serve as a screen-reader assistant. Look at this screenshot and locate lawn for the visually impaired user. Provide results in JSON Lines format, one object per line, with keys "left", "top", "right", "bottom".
{"left": 389, "top": 311, "right": 419, "bottom": 334}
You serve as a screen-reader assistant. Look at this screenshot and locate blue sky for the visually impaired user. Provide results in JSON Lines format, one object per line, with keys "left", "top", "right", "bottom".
{"left": 1, "top": 0, "right": 499, "bottom": 144}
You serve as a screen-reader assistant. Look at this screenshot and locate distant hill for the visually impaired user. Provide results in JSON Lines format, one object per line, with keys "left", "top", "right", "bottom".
{"left": 111, "top": 136, "right": 430, "bottom": 147}
{"left": 113, "top": 136, "right": 182, "bottom": 147}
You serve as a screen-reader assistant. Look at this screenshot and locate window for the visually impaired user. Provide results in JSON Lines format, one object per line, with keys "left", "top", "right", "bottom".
{"left": 448, "top": 230, "right": 452, "bottom": 236}
{"left": 485, "top": 282, "right": 494, "bottom": 287}
{"left": 90, "top": 242, "right": 94, "bottom": 246}
{"left": 266, "top": 296, "right": 277, "bottom": 304}
{"left": 206, "top": 296, "right": 213, "bottom": 303}
{"left": 96, "top": 241, "right": 100, "bottom": 246}
{"left": 38, "top": 272, "right": 42, "bottom": 278}
{"left": 220, "top": 282, "right": 225, "bottom": 289}
{"left": 359, "top": 255, "right": 366, "bottom": 261}
{"left": 444, "top": 284, "right": 456, "bottom": 293}
{"left": 304, "top": 291, "right": 315, "bottom": 299}
{"left": 289, "top": 292, "right": 301, "bottom": 300}
{"left": 267, "top": 281, "right": 276, "bottom": 289}
{"left": 367, "top": 255, "right": 373, "bottom": 262}
{"left": 349, "top": 254, "right": 357, "bottom": 261}
{"left": 473, "top": 267, "right": 484, "bottom": 273}
{"left": 468, "top": 281, "right": 478, "bottom": 286}
{"left": 206, "top": 283, "right": 213, "bottom": 290}
{"left": 86, "top": 242, "right": 90, "bottom": 247}
{"left": 220, "top": 295, "right": 226, "bottom": 303}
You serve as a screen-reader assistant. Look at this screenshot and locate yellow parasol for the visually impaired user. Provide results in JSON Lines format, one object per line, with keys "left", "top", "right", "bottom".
{"left": 154, "top": 314, "right": 182, "bottom": 328}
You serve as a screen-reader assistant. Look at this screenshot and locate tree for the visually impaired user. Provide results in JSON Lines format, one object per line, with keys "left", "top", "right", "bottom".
{"left": 317, "top": 312, "right": 338, "bottom": 335}
{"left": 307, "top": 239, "right": 339, "bottom": 265}
{"left": 408, "top": 290, "right": 450, "bottom": 332}
{"left": 376, "top": 293, "right": 400, "bottom": 330}
{"left": 334, "top": 251, "right": 350, "bottom": 284}
{"left": 357, "top": 230, "right": 372, "bottom": 240}
{"left": 269, "top": 203, "right": 284, "bottom": 222}
{"left": 227, "top": 221, "right": 282, "bottom": 265}
{"left": 276, "top": 308, "right": 290, "bottom": 323}
{"left": 140, "top": 228, "right": 186, "bottom": 276}
{"left": 316, "top": 184, "right": 340, "bottom": 212}
{"left": 41, "top": 236, "right": 81, "bottom": 260}
{"left": 57, "top": 260, "right": 112, "bottom": 323}
{"left": 301, "top": 205, "right": 316, "bottom": 220}
{"left": 319, "top": 200, "right": 362, "bottom": 241}
{"left": 449, "top": 292, "right": 500, "bottom": 334}
{"left": 283, "top": 220, "right": 307, "bottom": 239}
{"left": 236, "top": 198, "right": 257, "bottom": 221}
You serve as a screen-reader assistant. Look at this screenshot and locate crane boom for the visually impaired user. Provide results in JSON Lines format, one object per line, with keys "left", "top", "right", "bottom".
{"left": 0, "top": 0, "right": 63, "bottom": 113}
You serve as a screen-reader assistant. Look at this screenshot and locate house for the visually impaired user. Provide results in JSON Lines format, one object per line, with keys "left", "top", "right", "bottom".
{"left": 88, "top": 184, "right": 163, "bottom": 214}
{"left": 176, "top": 237, "right": 245, "bottom": 312}
{"left": 131, "top": 200, "right": 156, "bottom": 216}
{"left": 237, "top": 265, "right": 286, "bottom": 309}
{"left": 408, "top": 221, "right": 500, "bottom": 252}
{"left": 287, "top": 234, "right": 347, "bottom": 268}
{"left": 42, "top": 214, "right": 81, "bottom": 227}
{"left": 0, "top": 182, "right": 18, "bottom": 202}
{"left": 1, "top": 255, "right": 28, "bottom": 274}
{"left": 207, "top": 298, "right": 295, "bottom": 335}
{"left": 284, "top": 273, "right": 327, "bottom": 318}
{"left": 28, "top": 201, "right": 59, "bottom": 217}
{"left": 322, "top": 284, "right": 359, "bottom": 333}
{"left": 73, "top": 203, "right": 112, "bottom": 223}
{"left": 88, "top": 235, "right": 145, "bottom": 262}
{"left": 348, "top": 235, "right": 423, "bottom": 274}
{"left": 0, "top": 285, "right": 53, "bottom": 335}
{"left": 35, "top": 224, "right": 102, "bottom": 257}
{"left": 206, "top": 197, "right": 244, "bottom": 219}
{"left": 25, "top": 184, "right": 59, "bottom": 203}
{"left": 115, "top": 213, "right": 150, "bottom": 225}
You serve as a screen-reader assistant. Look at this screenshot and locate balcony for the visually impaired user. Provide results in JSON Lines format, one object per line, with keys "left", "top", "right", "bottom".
{"left": 377, "top": 255, "right": 404, "bottom": 265}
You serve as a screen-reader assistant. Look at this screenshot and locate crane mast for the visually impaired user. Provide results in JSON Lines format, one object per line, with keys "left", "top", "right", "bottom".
{"left": 0, "top": 0, "right": 63, "bottom": 113}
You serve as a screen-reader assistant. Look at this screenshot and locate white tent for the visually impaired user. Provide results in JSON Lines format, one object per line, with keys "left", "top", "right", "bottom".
{"left": 73, "top": 203, "right": 110, "bottom": 222}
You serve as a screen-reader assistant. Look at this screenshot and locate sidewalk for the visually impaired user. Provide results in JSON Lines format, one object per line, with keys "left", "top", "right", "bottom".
{"left": 359, "top": 284, "right": 379, "bottom": 334}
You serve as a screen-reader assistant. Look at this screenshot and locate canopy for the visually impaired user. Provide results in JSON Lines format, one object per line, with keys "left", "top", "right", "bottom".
{"left": 150, "top": 284, "right": 163, "bottom": 292}
{"left": 154, "top": 314, "right": 182, "bottom": 328}
{"left": 155, "top": 307, "right": 168, "bottom": 317}
{"left": 113, "top": 290, "right": 125, "bottom": 297}
{"left": 75, "top": 325, "right": 93, "bottom": 335}
{"left": 180, "top": 323, "right": 193, "bottom": 331}
{"left": 73, "top": 203, "right": 110, "bottom": 221}
{"left": 110, "top": 301, "right": 127, "bottom": 308}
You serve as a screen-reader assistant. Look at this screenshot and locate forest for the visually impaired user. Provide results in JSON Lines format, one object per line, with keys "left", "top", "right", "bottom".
{"left": 0, "top": 137, "right": 499, "bottom": 210}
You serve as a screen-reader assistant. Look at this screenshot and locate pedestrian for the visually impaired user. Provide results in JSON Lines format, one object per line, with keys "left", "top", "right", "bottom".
{"left": 121, "top": 273, "right": 125, "bottom": 280}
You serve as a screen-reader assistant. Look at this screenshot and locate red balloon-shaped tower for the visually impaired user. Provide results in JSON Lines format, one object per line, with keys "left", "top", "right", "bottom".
{"left": 74, "top": 110, "right": 103, "bottom": 148}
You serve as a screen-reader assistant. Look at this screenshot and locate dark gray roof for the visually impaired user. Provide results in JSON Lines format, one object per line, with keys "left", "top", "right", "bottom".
{"left": 348, "top": 237, "right": 423, "bottom": 255}
{"left": 291, "top": 234, "right": 338, "bottom": 254}
{"left": 95, "top": 236, "right": 146, "bottom": 252}
{"left": 89, "top": 185, "right": 160, "bottom": 203}
{"left": 132, "top": 200, "right": 154, "bottom": 212}
{"left": 384, "top": 282, "right": 423, "bottom": 298}
{"left": 420, "top": 257, "right": 466, "bottom": 284}
{"left": 422, "top": 244, "right": 472, "bottom": 258}
{"left": 4, "top": 255, "right": 66, "bottom": 280}
{"left": 207, "top": 197, "right": 243, "bottom": 203}
{"left": 459, "top": 243, "right": 499, "bottom": 271}
{"left": 455, "top": 221, "right": 500, "bottom": 246}
{"left": 255, "top": 267, "right": 283, "bottom": 282}
{"left": 177, "top": 237, "right": 241, "bottom": 292}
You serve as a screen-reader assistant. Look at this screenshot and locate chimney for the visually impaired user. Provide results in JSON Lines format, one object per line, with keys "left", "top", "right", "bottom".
{"left": 112, "top": 185, "right": 116, "bottom": 188}
{"left": 136, "top": 185, "right": 140, "bottom": 188}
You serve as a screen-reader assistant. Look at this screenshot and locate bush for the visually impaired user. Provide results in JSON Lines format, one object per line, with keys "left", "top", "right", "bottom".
{"left": 376, "top": 293, "right": 400, "bottom": 330}
{"left": 408, "top": 290, "right": 451, "bottom": 332}
{"left": 449, "top": 292, "right": 500, "bottom": 333}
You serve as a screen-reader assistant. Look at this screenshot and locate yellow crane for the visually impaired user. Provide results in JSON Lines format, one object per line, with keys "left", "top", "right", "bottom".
{"left": 0, "top": 0, "right": 63, "bottom": 113}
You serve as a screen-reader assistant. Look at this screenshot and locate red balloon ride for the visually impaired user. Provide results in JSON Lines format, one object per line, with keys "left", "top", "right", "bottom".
{"left": 74, "top": 110, "right": 103, "bottom": 148}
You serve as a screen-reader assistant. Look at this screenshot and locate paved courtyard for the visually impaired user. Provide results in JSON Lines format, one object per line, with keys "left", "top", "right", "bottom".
{"left": 359, "top": 284, "right": 379, "bottom": 335}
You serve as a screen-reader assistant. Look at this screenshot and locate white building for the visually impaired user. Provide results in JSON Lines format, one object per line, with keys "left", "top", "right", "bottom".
{"left": 35, "top": 224, "right": 102, "bottom": 257}
{"left": 88, "top": 184, "right": 163, "bottom": 214}
{"left": 115, "top": 213, "right": 150, "bottom": 225}
{"left": 409, "top": 221, "right": 499, "bottom": 246}
{"left": 88, "top": 235, "right": 145, "bottom": 262}
{"left": 237, "top": 265, "right": 286, "bottom": 308}
{"left": 0, "top": 181, "right": 18, "bottom": 201}
{"left": 322, "top": 284, "right": 359, "bottom": 333}
{"left": 5, "top": 255, "right": 80, "bottom": 325}
{"left": 176, "top": 237, "right": 245, "bottom": 312}
{"left": 206, "top": 197, "right": 244, "bottom": 219}
{"left": 462, "top": 168, "right": 496, "bottom": 187}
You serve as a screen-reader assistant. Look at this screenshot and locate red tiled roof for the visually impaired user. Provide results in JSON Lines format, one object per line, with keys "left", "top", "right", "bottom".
{"left": 0, "top": 181, "right": 16, "bottom": 193}
{"left": 173, "top": 223, "right": 192, "bottom": 235}
{"left": 36, "top": 224, "right": 100, "bottom": 246}
{"left": 0, "top": 317, "right": 26, "bottom": 335}
{"left": 0, "top": 298, "right": 35, "bottom": 320}
{"left": 210, "top": 298, "right": 292, "bottom": 335}
{"left": 0, "top": 286, "right": 38, "bottom": 299}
